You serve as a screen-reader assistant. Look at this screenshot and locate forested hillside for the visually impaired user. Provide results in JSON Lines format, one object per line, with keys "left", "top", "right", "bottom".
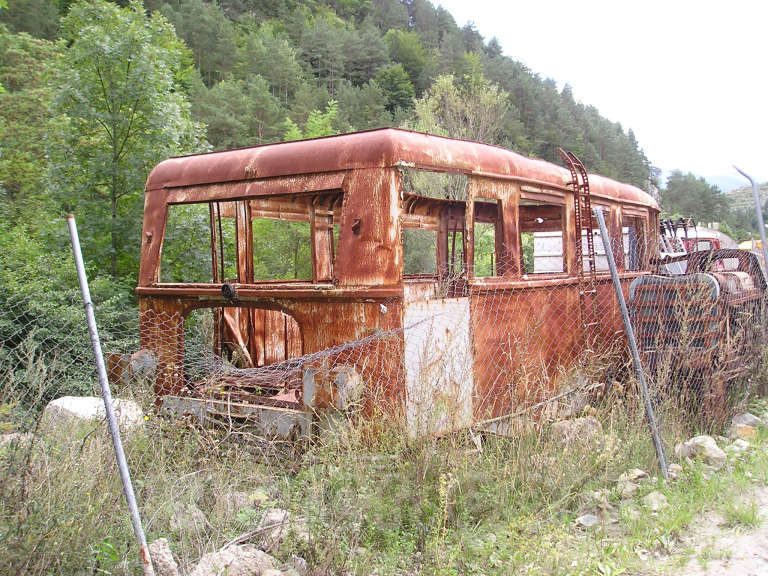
{"left": 0, "top": 0, "right": 659, "bottom": 297}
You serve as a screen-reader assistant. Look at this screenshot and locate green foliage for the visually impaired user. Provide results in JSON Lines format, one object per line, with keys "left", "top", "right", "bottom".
{"left": 0, "top": 224, "right": 136, "bottom": 417}
{"left": 0, "top": 0, "right": 58, "bottom": 39}
{"left": 384, "top": 29, "right": 429, "bottom": 93}
{"left": 253, "top": 219, "right": 312, "bottom": 279}
{"left": 661, "top": 170, "right": 728, "bottom": 223}
{"left": 335, "top": 79, "right": 391, "bottom": 131}
{"left": 194, "top": 75, "right": 285, "bottom": 150}
{"left": 300, "top": 13, "right": 347, "bottom": 97}
{"left": 375, "top": 64, "right": 414, "bottom": 113}
{"left": 411, "top": 72, "right": 511, "bottom": 146}
{"left": 0, "top": 27, "right": 59, "bottom": 225}
{"left": 160, "top": 0, "right": 237, "bottom": 86}
{"left": 283, "top": 99, "right": 339, "bottom": 140}
{"left": 236, "top": 21, "right": 304, "bottom": 105}
{"left": 49, "top": 0, "right": 205, "bottom": 277}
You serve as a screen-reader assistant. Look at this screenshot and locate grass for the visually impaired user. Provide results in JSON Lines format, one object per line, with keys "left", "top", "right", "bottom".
{"left": 1, "top": 364, "right": 768, "bottom": 575}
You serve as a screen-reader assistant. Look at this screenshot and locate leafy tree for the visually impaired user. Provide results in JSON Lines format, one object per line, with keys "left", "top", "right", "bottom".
{"left": 300, "top": 13, "right": 347, "bottom": 96}
{"left": 160, "top": 0, "right": 237, "bottom": 86}
{"left": 289, "top": 81, "right": 332, "bottom": 127}
{"left": 236, "top": 21, "right": 304, "bottom": 105}
{"left": 49, "top": 0, "right": 204, "bottom": 278}
{"left": 368, "top": 0, "right": 409, "bottom": 31}
{"left": 336, "top": 79, "right": 391, "bottom": 130}
{"left": 284, "top": 99, "right": 339, "bottom": 140}
{"left": 0, "top": 28, "right": 59, "bottom": 225}
{"left": 374, "top": 64, "right": 414, "bottom": 113}
{"left": 342, "top": 23, "right": 389, "bottom": 85}
{"left": 384, "top": 29, "right": 429, "bottom": 93}
{"left": 0, "top": 0, "right": 58, "bottom": 39}
{"left": 194, "top": 75, "right": 286, "bottom": 150}
{"left": 411, "top": 72, "right": 511, "bottom": 145}
{"left": 662, "top": 171, "right": 728, "bottom": 222}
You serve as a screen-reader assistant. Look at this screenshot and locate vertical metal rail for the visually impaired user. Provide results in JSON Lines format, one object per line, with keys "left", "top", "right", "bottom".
{"left": 67, "top": 215, "right": 155, "bottom": 576}
{"left": 593, "top": 208, "right": 669, "bottom": 478}
{"left": 734, "top": 166, "right": 768, "bottom": 272}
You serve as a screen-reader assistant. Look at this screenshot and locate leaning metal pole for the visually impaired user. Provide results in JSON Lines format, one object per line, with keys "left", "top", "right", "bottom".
{"left": 593, "top": 208, "right": 669, "bottom": 478}
{"left": 734, "top": 166, "right": 768, "bottom": 272}
{"left": 67, "top": 215, "right": 155, "bottom": 576}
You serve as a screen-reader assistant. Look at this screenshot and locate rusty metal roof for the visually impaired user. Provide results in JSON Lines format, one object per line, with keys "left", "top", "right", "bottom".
{"left": 146, "top": 128, "right": 659, "bottom": 210}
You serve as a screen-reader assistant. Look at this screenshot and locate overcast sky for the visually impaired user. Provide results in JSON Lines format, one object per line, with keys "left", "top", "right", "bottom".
{"left": 437, "top": 0, "right": 767, "bottom": 192}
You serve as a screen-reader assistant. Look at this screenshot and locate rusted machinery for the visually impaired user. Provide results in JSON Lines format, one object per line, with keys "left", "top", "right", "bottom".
{"left": 629, "top": 249, "right": 766, "bottom": 414}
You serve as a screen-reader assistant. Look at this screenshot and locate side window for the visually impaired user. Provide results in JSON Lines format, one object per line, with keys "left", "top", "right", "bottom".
{"left": 250, "top": 192, "right": 340, "bottom": 282}
{"left": 473, "top": 198, "right": 499, "bottom": 278}
{"left": 251, "top": 218, "right": 312, "bottom": 280}
{"left": 696, "top": 239, "right": 713, "bottom": 252}
{"left": 162, "top": 201, "right": 237, "bottom": 283}
{"left": 403, "top": 228, "right": 438, "bottom": 276}
{"left": 161, "top": 192, "right": 340, "bottom": 284}
{"left": 400, "top": 168, "right": 469, "bottom": 280}
{"left": 622, "top": 215, "right": 646, "bottom": 271}
{"left": 584, "top": 206, "right": 611, "bottom": 272}
{"left": 520, "top": 201, "right": 565, "bottom": 274}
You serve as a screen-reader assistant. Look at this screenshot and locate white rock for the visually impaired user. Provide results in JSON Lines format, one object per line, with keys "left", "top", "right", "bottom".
{"left": 733, "top": 438, "right": 750, "bottom": 451}
{"left": 617, "top": 480, "right": 639, "bottom": 498}
{"left": 728, "top": 423, "right": 758, "bottom": 441}
{"left": 189, "top": 545, "right": 276, "bottom": 576}
{"left": 40, "top": 396, "right": 144, "bottom": 433}
{"left": 732, "top": 413, "right": 763, "bottom": 428}
{"left": 667, "top": 463, "right": 683, "bottom": 479}
{"left": 618, "top": 468, "right": 648, "bottom": 483}
{"left": 674, "top": 435, "right": 727, "bottom": 470}
{"left": 149, "top": 538, "right": 180, "bottom": 576}
{"left": 643, "top": 491, "right": 668, "bottom": 512}
{"left": 575, "top": 513, "right": 599, "bottom": 528}
{"left": 259, "top": 509, "right": 308, "bottom": 553}
{"left": 726, "top": 438, "right": 751, "bottom": 455}
{"left": 551, "top": 417, "right": 603, "bottom": 446}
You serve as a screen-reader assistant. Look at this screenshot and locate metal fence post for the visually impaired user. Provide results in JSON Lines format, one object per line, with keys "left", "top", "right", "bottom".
{"left": 734, "top": 166, "right": 768, "bottom": 272}
{"left": 67, "top": 215, "right": 155, "bottom": 576}
{"left": 593, "top": 208, "right": 669, "bottom": 478}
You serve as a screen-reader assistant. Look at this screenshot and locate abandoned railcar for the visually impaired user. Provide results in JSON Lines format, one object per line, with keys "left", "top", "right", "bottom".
{"left": 137, "top": 129, "right": 659, "bottom": 437}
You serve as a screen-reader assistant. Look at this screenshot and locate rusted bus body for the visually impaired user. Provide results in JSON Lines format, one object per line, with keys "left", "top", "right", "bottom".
{"left": 137, "top": 129, "right": 659, "bottom": 435}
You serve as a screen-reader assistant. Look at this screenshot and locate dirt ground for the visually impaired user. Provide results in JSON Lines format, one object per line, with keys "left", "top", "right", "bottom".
{"left": 677, "top": 484, "right": 768, "bottom": 576}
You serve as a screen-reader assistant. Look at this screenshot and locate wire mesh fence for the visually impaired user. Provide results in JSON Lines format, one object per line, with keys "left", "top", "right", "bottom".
{"left": 2, "top": 229, "right": 764, "bottom": 446}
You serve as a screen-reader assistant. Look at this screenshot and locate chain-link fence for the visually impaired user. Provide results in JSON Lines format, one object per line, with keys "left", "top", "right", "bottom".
{"left": 1, "top": 230, "right": 765, "bottom": 445}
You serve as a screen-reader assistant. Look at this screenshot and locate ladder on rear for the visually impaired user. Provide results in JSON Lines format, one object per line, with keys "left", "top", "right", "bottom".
{"left": 558, "top": 148, "right": 599, "bottom": 339}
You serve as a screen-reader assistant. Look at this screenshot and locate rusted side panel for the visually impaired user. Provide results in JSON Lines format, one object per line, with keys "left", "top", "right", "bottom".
{"left": 335, "top": 168, "right": 402, "bottom": 286}
{"left": 470, "top": 277, "right": 630, "bottom": 420}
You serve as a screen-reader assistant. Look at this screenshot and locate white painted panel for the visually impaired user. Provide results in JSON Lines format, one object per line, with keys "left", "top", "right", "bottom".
{"left": 404, "top": 298, "right": 473, "bottom": 435}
